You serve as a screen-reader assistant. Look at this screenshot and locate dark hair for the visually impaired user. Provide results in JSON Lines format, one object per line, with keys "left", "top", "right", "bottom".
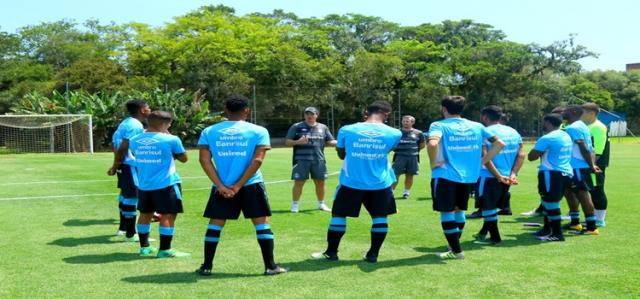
{"left": 481, "top": 105, "right": 503, "bottom": 121}
{"left": 582, "top": 102, "right": 600, "bottom": 114}
{"left": 441, "top": 96, "right": 465, "bottom": 115}
{"left": 366, "top": 100, "right": 392, "bottom": 115}
{"left": 499, "top": 113, "right": 509, "bottom": 123}
{"left": 543, "top": 113, "right": 563, "bottom": 128}
{"left": 147, "top": 111, "right": 174, "bottom": 126}
{"left": 225, "top": 95, "right": 250, "bottom": 113}
{"left": 562, "top": 104, "right": 584, "bottom": 120}
{"left": 126, "top": 99, "right": 148, "bottom": 116}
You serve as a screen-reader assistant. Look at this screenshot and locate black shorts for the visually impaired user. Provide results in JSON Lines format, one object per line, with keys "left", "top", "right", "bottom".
{"left": 116, "top": 164, "right": 138, "bottom": 198}
{"left": 138, "top": 184, "right": 184, "bottom": 214}
{"left": 569, "top": 168, "right": 594, "bottom": 192}
{"left": 431, "top": 178, "right": 473, "bottom": 212}
{"left": 538, "top": 171, "right": 571, "bottom": 202}
{"left": 203, "top": 183, "right": 271, "bottom": 220}
{"left": 392, "top": 155, "right": 419, "bottom": 175}
{"left": 332, "top": 185, "right": 396, "bottom": 217}
{"left": 475, "top": 177, "right": 510, "bottom": 210}
{"left": 291, "top": 160, "right": 328, "bottom": 180}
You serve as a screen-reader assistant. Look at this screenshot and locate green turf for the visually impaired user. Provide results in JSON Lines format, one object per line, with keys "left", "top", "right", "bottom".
{"left": 1, "top": 144, "right": 639, "bottom": 298}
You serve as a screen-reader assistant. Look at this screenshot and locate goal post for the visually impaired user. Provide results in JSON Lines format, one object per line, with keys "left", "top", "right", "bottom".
{"left": 0, "top": 114, "right": 93, "bottom": 154}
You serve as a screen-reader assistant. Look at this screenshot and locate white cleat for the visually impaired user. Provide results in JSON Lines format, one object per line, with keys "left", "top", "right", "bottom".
{"left": 318, "top": 203, "right": 331, "bottom": 212}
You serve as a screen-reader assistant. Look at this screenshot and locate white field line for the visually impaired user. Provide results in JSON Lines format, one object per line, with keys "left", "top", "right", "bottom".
{"left": 0, "top": 171, "right": 340, "bottom": 201}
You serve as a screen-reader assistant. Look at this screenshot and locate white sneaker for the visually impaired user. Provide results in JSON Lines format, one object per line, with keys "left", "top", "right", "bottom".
{"left": 436, "top": 250, "right": 465, "bottom": 260}
{"left": 520, "top": 209, "right": 542, "bottom": 217}
{"left": 402, "top": 192, "right": 410, "bottom": 199}
{"left": 291, "top": 202, "right": 300, "bottom": 213}
{"left": 318, "top": 203, "right": 331, "bottom": 212}
{"left": 116, "top": 230, "right": 126, "bottom": 236}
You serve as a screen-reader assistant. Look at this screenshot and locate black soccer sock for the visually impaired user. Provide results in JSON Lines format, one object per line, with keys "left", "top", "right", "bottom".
{"left": 203, "top": 224, "right": 223, "bottom": 269}
{"left": 118, "top": 199, "right": 126, "bottom": 231}
{"left": 441, "top": 212, "right": 462, "bottom": 253}
{"left": 159, "top": 226, "right": 174, "bottom": 251}
{"left": 585, "top": 213, "right": 597, "bottom": 231}
{"left": 569, "top": 210, "right": 581, "bottom": 226}
{"left": 120, "top": 197, "right": 138, "bottom": 238}
{"left": 326, "top": 217, "right": 347, "bottom": 255}
{"left": 482, "top": 209, "right": 500, "bottom": 242}
{"left": 542, "top": 201, "right": 563, "bottom": 236}
{"left": 591, "top": 186, "right": 608, "bottom": 210}
{"left": 255, "top": 223, "right": 277, "bottom": 270}
{"left": 454, "top": 211, "right": 466, "bottom": 239}
{"left": 124, "top": 216, "right": 137, "bottom": 238}
{"left": 368, "top": 217, "right": 388, "bottom": 257}
{"left": 137, "top": 223, "right": 151, "bottom": 247}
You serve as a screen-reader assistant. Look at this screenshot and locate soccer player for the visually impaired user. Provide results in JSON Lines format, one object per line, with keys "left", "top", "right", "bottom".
{"left": 312, "top": 100, "right": 401, "bottom": 263}
{"left": 107, "top": 99, "right": 150, "bottom": 240}
{"left": 473, "top": 106, "right": 524, "bottom": 245}
{"left": 427, "top": 96, "right": 504, "bottom": 259}
{"left": 527, "top": 113, "right": 573, "bottom": 241}
{"left": 285, "top": 107, "right": 337, "bottom": 212}
{"left": 129, "top": 111, "right": 189, "bottom": 257}
{"left": 582, "top": 103, "right": 610, "bottom": 227}
{"left": 391, "top": 115, "right": 426, "bottom": 199}
{"left": 196, "top": 95, "right": 287, "bottom": 276}
{"left": 562, "top": 105, "right": 601, "bottom": 235}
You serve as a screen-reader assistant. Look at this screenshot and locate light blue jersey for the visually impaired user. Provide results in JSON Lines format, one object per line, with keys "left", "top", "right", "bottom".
{"left": 565, "top": 120, "right": 594, "bottom": 169}
{"left": 129, "top": 132, "right": 185, "bottom": 191}
{"left": 480, "top": 124, "right": 523, "bottom": 178}
{"left": 198, "top": 121, "right": 270, "bottom": 187}
{"left": 532, "top": 129, "right": 573, "bottom": 176}
{"left": 336, "top": 122, "right": 401, "bottom": 190}
{"left": 428, "top": 118, "right": 494, "bottom": 183}
{"left": 112, "top": 117, "right": 144, "bottom": 165}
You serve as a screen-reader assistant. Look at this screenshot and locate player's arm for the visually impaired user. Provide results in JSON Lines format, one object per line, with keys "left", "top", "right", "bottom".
{"left": 527, "top": 149, "right": 543, "bottom": 161}
{"left": 326, "top": 140, "right": 337, "bottom": 147}
{"left": 285, "top": 137, "right": 308, "bottom": 146}
{"left": 418, "top": 140, "right": 426, "bottom": 150}
{"left": 482, "top": 146, "right": 509, "bottom": 184}
{"left": 509, "top": 143, "right": 526, "bottom": 183}
{"left": 336, "top": 147, "right": 346, "bottom": 160}
{"left": 174, "top": 152, "right": 188, "bottom": 163}
{"left": 427, "top": 136, "right": 442, "bottom": 169}
{"left": 107, "top": 139, "right": 129, "bottom": 176}
{"left": 576, "top": 140, "right": 601, "bottom": 173}
{"left": 229, "top": 146, "right": 269, "bottom": 193}
{"left": 481, "top": 136, "right": 505, "bottom": 165}
{"left": 198, "top": 147, "right": 233, "bottom": 197}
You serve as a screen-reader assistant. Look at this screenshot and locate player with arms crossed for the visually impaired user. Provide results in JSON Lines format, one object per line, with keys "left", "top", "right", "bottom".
{"left": 312, "top": 100, "right": 401, "bottom": 263}
{"left": 107, "top": 99, "right": 150, "bottom": 240}
{"left": 391, "top": 115, "right": 426, "bottom": 199}
{"left": 427, "top": 96, "right": 504, "bottom": 259}
{"left": 129, "top": 111, "right": 189, "bottom": 257}
{"left": 528, "top": 113, "right": 573, "bottom": 241}
{"left": 196, "top": 95, "right": 287, "bottom": 276}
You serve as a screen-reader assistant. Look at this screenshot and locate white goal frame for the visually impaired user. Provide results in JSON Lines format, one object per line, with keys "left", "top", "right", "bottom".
{"left": 0, "top": 114, "right": 93, "bottom": 153}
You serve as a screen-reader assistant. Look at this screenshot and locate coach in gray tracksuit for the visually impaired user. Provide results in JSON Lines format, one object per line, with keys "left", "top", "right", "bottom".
{"left": 392, "top": 115, "right": 426, "bottom": 199}
{"left": 285, "top": 107, "right": 337, "bottom": 213}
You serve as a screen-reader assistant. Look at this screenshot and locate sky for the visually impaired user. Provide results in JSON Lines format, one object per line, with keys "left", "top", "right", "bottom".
{"left": 0, "top": 0, "right": 637, "bottom": 71}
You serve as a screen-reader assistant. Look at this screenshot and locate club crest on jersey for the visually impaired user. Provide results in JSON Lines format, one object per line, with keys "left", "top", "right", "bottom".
{"left": 136, "top": 137, "right": 159, "bottom": 146}
{"left": 358, "top": 130, "right": 384, "bottom": 138}
{"left": 219, "top": 127, "right": 243, "bottom": 136}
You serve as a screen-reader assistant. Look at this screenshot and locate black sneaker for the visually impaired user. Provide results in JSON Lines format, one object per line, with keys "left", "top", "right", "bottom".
{"left": 311, "top": 251, "right": 338, "bottom": 261}
{"left": 533, "top": 228, "right": 551, "bottom": 237}
{"left": 497, "top": 208, "right": 513, "bottom": 216}
{"left": 264, "top": 265, "right": 289, "bottom": 276}
{"left": 467, "top": 210, "right": 482, "bottom": 219}
{"left": 195, "top": 264, "right": 212, "bottom": 276}
{"left": 363, "top": 252, "right": 378, "bottom": 263}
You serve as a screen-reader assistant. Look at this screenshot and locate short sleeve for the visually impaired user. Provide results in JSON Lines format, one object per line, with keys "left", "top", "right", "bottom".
{"left": 285, "top": 123, "right": 298, "bottom": 140}
{"left": 417, "top": 130, "right": 425, "bottom": 143}
{"left": 197, "top": 127, "right": 210, "bottom": 148}
{"left": 172, "top": 136, "right": 186, "bottom": 154}
{"left": 324, "top": 125, "right": 335, "bottom": 142}
{"left": 565, "top": 126, "right": 583, "bottom": 142}
{"left": 532, "top": 136, "right": 549, "bottom": 152}
{"left": 336, "top": 127, "right": 346, "bottom": 148}
{"left": 480, "top": 126, "right": 494, "bottom": 140}
{"left": 124, "top": 123, "right": 143, "bottom": 140}
{"left": 428, "top": 122, "right": 443, "bottom": 138}
{"left": 391, "top": 129, "right": 402, "bottom": 148}
{"left": 257, "top": 127, "right": 271, "bottom": 147}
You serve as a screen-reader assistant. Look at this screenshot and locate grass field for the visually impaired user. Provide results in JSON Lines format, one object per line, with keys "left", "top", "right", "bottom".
{"left": 1, "top": 142, "right": 640, "bottom": 298}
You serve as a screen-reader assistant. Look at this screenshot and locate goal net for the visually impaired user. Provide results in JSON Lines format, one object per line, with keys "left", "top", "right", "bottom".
{"left": 0, "top": 114, "right": 93, "bottom": 153}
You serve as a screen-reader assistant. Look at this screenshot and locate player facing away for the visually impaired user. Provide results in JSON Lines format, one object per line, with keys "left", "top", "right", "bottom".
{"left": 285, "top": 106, "right": 337, "bottom": 212}
{"left": 562, "top": 105, "right": 601, "bottom": 235}
{"left": 129, "top": 111, "right": 189, "bottom": 257}
{"left": 473, "top": 106, "right": 525, "bottom": 245}
{"left": 312, "top": 100, "right": 402, "bottom": 263}
{"left": 582, "top": 103, "right": 610, "bottom": 227}
{"left": 527, "top": 113, "right": 573, "bottom": 241}
{"left": 107, "top": 99, "right": 151, "bottom": 240}
{"left": 391, "top": 115, "right": 426, "bottom": 199}
{"left": 196, "top": 95, "right": 288, "bottom": 276}
{"left": 427, "top": 96, "right": 504, "bottom": 259}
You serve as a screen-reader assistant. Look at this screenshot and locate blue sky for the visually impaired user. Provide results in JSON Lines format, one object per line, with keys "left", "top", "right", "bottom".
{"left": 1, "top": 0, "right": 637, "bottom": 71}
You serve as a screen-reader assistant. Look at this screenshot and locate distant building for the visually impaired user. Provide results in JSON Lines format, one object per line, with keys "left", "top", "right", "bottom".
{"left": 627, "top": 63, "right": 640, "bottom": 71}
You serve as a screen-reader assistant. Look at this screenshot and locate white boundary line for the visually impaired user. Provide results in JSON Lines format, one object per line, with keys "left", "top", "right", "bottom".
{"left": 0, "top": 176, "right": 210, "bottom": 186}
{"left": 0, "top": 171, "right": 340, "bottom": 201}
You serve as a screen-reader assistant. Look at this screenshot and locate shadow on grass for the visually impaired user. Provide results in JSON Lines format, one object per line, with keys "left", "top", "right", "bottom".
{"left": 63, "top": 252, "right": 141, "bottom": 264}
{"left": 284, "top": 253, "right": 446, "bottom": 274}
{"left": 48, "top": 234, "right": 119, "bottom": 247}
{"left": 122, "top": 271, "right": 262, "bottom": 284}
{"left": 271, "top": 209, "right": 318, "bottom": 215}
{"left": 415, "top": 196, "right": 432, "bottom": 201}
{"left": 63, "top": 218, "right": 118, "bottom": 227}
